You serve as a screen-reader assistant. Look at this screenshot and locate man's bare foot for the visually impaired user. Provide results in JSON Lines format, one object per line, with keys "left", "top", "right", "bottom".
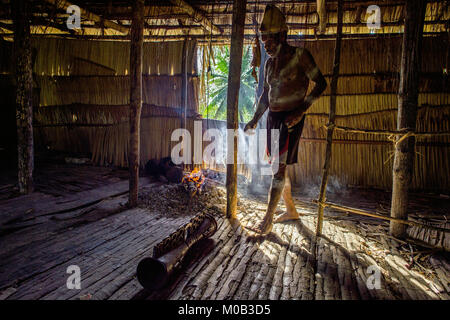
{"left": 275, "top": 208, "right": 305, "bottom": 216}
{"left": 245, "top": 216, "right": 273, "bottom": 236}
{"left": 274, "top": 211, "right": 302, "bottom": 223}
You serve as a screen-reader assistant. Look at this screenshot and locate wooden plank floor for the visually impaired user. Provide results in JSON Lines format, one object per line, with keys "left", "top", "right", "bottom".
{"left": 0, "top": 164, "right": 448, "bottom": 300}
{"left": 156, "top": 209, "right": 449, "bottom": 300}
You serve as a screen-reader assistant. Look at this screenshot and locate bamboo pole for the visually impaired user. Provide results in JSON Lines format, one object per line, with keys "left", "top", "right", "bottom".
{"left": 312, "top": 200, "right": 450, "bottom": 234}
{"left": 390, "top": 0, "right": 426, "bottom": 239}
{"left": 128, "top": 0, "right": 144, "bottom": 208}
{"left": 226, "top": 0, "right": 247, "bottom": 219}
{"left": 316, "top": 0, "right": 343, "bottom": 236}
{"left": 325, "top": 125, "right": 450, "bottom": 138}
{"left": 13, "top": 0, "right": 34, "bottom": 194}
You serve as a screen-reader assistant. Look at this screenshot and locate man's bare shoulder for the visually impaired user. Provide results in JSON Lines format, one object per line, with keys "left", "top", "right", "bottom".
{"left": 293, "top": 47, "right": 319, "bottom": 73}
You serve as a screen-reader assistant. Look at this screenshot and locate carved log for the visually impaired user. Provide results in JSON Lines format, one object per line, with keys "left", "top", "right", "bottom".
{"left": 137, "top": 214, "right": 217, "bottom": 290}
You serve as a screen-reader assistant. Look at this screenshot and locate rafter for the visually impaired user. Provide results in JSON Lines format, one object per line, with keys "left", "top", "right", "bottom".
{"left": 42, "top": 0, "right": 128, "bottom": 34}
{"left": 168, "top": 0, "right": 222, "bottom": 35}
{"left": 31, "top": 16, "right": 82, "bottom": 35}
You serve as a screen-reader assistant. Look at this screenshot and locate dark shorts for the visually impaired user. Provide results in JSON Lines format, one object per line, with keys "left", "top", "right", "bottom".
{"left": 266, "top": 110, "right": 306, "bottom": 165}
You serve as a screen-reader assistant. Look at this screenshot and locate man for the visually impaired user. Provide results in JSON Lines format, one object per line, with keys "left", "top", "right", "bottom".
{"left": 244, "top": 5, "right": 327, "bottom": 235}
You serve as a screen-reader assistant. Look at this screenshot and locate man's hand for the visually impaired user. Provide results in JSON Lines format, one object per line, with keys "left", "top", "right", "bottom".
{"left": 244, "top": 118, "right": 258, "bottom": 133}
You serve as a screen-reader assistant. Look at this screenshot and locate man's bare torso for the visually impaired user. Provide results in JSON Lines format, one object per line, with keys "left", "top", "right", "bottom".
{"left": 265, "top": 46, "right": 313, "bottom": 112}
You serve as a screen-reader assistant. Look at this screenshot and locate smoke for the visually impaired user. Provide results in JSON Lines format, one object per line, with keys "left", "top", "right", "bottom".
{"left": 298, "top": 175, "right": 349, "bottom": 199}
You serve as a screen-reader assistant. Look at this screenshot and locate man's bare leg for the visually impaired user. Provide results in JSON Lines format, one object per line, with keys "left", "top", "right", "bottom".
{"left": 275, "top": 172, "right": 301, "bottom": 223}
{"left": 249, "top": 165, "right": 286, "bottom": 235}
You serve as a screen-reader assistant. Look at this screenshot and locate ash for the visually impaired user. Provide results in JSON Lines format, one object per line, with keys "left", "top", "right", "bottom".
{"left": 138, "top": 180, "right": 227, "bottom": 218}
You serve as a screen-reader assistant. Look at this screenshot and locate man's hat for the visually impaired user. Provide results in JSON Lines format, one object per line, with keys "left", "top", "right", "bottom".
{"left": 259, "top": 4, "right": 288, "bottom": 35}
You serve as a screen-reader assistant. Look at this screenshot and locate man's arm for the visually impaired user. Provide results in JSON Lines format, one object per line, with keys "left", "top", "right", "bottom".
{"left": 285, "top": 49, "right": 327, "bottom": 128}
{"left": 252, "top": 86, "right": 269, "bottom": 123}
{"left": 244, "top": 59, "right": 271, "bottom": 132}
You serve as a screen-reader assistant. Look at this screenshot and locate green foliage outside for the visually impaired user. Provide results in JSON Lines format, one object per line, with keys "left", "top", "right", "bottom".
{"left": 199, "top": 45, "right": 256, "bottom": 123}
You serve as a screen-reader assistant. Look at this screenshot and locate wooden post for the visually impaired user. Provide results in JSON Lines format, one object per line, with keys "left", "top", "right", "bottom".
{"left": 13, "top": 0, "right": 34, "bottom": 194}
{"left": 316, "top": 0, "right": 343, "bottom": 236}
{"left": 128, "top": 0, "right": 144, "bottom": 208}
{"left": 180, "top": 36, "right": 188, "bottom": 131}
{"left": 180, "top": 36, "right": 188, "bottom": 170}
{"left": 390, "top": 0, "right": 426, "bottom": 239}
{"left": 226, "top": 0, "right": 247, "bottom": 219}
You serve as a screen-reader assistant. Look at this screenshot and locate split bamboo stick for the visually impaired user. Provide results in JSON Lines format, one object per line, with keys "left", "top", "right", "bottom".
{"left": 316, "top": 0, "right": 343, "bottom": 236}
{"left": 312, "top": 200, "right": 450, "bottom": 234}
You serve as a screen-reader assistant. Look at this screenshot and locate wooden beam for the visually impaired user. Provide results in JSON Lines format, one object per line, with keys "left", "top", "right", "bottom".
{"left": 128, "top": 0, "right": 144, "bottom": 208}
{"left": 168, "top": 0, "right": 222, "bottom": 35}
{"left": 390, "top": 0, "right": 427, "bottom": 239}
{"left": 13, "top": 0, "right": 34, "bottom": 194}
{"left": 137, "top": 18, "right": 448, "bottom": 33}
{"left": 316, "top": 0, "right": 343, "bottom": 236}
{"left": 226, "top": 0, "right": 246, "bottom": 219}
{"left": 31, "top": 17, "right": 81, "bottom": 35}
{"left": 174, "top": 0, "right": 419, "bottom": 5}
{"left": 42, "top": 0, "right": 129, "bottom": 34}
{"left": 24, "top": 31, "right": 447, "bottom": 43}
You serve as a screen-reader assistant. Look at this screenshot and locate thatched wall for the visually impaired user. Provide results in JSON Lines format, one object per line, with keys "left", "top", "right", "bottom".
{"left": 288, "top": 35, "right": 449, "bottom": 193}
{"left": 2, "top": 35, "right": 448, "bottom": 193}
{"left": 29, "top": 38, "right": 200, "bottom": 167}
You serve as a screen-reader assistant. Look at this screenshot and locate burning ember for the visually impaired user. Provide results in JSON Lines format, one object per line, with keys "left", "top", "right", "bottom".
{"left": 181, "top": 168, "right": 206, "bottom": 197}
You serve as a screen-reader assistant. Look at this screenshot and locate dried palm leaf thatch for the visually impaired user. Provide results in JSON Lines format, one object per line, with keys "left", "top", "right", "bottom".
{"left": 37, "top": 74, "right": 199, "bottom": 109}
{"left": 30, "top": 34, "right": 448, "bottom": 192}
{"left": 294, "top": 105, "right": 450, "bottom": 193}
{"left": 31, "top": 38, "right": 196, "bottom": 77}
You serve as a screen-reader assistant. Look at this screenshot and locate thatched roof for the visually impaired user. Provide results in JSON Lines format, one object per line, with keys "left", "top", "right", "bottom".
{"left": 0, "top": 0, "right": 448, "bottom": 43}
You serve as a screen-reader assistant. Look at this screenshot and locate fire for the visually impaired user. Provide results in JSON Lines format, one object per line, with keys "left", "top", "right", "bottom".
{"left": 181, "top": 167, "right": 206, "bottom": 197}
